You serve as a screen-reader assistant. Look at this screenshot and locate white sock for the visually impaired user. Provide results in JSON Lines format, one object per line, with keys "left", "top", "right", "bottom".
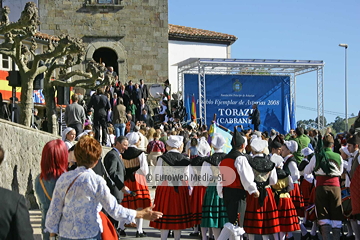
{"left": 300, "top": 223, "right": 308, "bottom": 235}
{"left": 273, "top": 233, "right": 280, "bottom": 240}
{"left": 118, "top": 219, "right": 126, "bottom": 230}
{"left": 160, "top": 230, "right": 169, "bottom": 240}
{"left": 350, "top": 219, "right": 360, "bottom": 240}
{"left": 201, "top": 227, "right": 208, "bottom": 240}
{"left": 173, "top": 230, "right": 181, "bottom": 240}
{"left": 193, "top": 225, "right": 199, "bottom": 233}
{"left": 136, "top": 218, "right": 143, "bottom": 233}
{"left": 347, "top": 221, "right": 354, "bottom": 236}
{"left": 310, "top": 221, "right": 317, "bottom": 236}
{"left": 209, "top": 227, "right": 213, "bottom": 237}
{"left": 279, "top": 232, "right": 286, "bottom": 240}
{"left": 262, "top": 235, "right": 270, "bottom": 240}
{"left": 217, "top": 227, "right": 232, "bottom": 240}
{"left": 247, "top": 234, "right": 255, "bottom": 240}
{"left": 230, "top": 235, "right": 240, "bottom": 240}
{"left": 212, "top": 228, "right": 221, "bottom": 240}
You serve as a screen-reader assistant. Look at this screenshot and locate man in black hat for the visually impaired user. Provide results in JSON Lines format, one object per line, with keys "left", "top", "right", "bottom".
{"left": 9, "top": 97, "right": 20, "bottom": 123}
{"left": 249, "top": 104, "right": 260, "bottom": 131}
{"left": 163, "top": 79, "right": 170, "bottom": 101}
{"left": 304, "top": 134, "right": 343, "bottom": 240}
{"left": 218, "top": 127, "right": 259, "bottom": 240}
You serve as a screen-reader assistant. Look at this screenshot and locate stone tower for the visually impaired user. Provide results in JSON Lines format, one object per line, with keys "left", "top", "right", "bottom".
{"left": 38, "top": 0, "right": 168, "bottom": 83}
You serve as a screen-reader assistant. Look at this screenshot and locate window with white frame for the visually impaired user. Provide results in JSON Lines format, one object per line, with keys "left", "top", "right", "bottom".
{"left": 0, "top": 54, "right": 10, "bottom": 70}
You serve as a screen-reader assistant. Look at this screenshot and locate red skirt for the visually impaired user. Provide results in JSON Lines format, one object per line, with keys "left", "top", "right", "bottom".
{"left": 244, "top": 188, "right": 280, "bottom": 235}
{"left": 190, "top": 186, "right": 207, "bottom": 225}
{"left": 121, "top": 174, "right": 151, "bottom": 210}
{"left": 150, "top": 184, "right": 193, "bottom": 230}
{"left": 300, "top": 179, "right": 314, "bottom": 208}
{"left": 277, "top": 197, "right": 300, "bottom": 232}
{"left": 289, "top": 183, "right": 304, "bottom": 217}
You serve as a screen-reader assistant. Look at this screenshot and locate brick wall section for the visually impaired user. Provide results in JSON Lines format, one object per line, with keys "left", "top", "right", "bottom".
{"left": 38, "top": 0, "right": 168, "bottom": 83}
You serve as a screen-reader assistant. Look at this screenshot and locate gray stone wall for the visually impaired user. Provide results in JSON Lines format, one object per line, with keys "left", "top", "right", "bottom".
{"left": 38, "top": 0, "right": 168, "bottom": 83}
{"left": 0, "top": 119, "right": 111, "bottom": 208}
{"left": 0, "top": 119, "right": 58, "bottom": 196}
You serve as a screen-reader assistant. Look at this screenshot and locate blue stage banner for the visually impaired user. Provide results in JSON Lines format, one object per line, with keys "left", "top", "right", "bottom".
{"left": 184, "top": 74, "right": 291, "bottom": 134}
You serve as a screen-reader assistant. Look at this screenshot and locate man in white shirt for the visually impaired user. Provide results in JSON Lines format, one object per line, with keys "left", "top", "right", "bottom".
{"left": 218, "top": 127, "right": 259, "bottom": 240}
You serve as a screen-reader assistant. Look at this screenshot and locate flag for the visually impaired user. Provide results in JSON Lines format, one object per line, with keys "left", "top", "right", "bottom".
{"left": 33, "top": 89, "right": 45, "bottom": 104}
{"left": 211, "top": 122, "right": 232, "bottom": 154}
{"left": 191, "top": 94, "right": 197, "bottom": 122}
{"left": 284, "top": 98, "right": 290, "bottom": 134}
{"left": 290, "top": 98, "right": 297, "bottom": 130}
{"left": 186, "top": 95, "right": 191, "bottom": 122}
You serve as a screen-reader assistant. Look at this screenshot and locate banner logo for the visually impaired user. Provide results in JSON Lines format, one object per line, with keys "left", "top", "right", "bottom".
{"left": 233, "top": 79, "right": 242, "bottom": 92}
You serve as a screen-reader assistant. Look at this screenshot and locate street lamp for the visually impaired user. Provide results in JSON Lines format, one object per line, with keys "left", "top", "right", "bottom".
{"left": 339, "top": 43, "right": 348, "bottom": 132}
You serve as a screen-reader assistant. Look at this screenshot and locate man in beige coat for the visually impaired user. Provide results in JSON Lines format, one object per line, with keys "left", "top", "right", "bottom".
{"left": 112, "top": 98, "right": 128, "bottom": 137}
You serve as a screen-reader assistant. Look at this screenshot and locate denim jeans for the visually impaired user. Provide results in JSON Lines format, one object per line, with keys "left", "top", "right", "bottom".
{"left": 59, "top": 232, "right": 101, "bottom": 240}
{"left": 114, "top": 123, "right": 126, "bottom": 138}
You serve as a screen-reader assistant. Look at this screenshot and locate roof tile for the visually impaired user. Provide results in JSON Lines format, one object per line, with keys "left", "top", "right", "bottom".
{"left": 168, "top": 24, "right": 237, "bottom": 44}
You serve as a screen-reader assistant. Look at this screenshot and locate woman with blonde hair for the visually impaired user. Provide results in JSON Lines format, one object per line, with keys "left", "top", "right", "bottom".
{"left": 45, "top": 136, "right": 162, "bottom": 240}
{"left": 146, "top": 127, "right": 156, "bottom": 142}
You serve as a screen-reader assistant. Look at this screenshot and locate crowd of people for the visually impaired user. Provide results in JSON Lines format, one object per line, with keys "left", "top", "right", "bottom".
{"left": 2, "top": 76, "right": 360, "bottom": 240}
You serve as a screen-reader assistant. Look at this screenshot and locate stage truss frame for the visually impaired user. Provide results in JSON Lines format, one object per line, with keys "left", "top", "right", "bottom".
{"left": 177, "top": 58, "right": 325, "bottom": 130}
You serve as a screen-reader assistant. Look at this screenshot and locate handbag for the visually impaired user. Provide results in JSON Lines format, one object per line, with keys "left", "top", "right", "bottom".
{"left": 99, "top": 211, "right": 118, "bottom": 240}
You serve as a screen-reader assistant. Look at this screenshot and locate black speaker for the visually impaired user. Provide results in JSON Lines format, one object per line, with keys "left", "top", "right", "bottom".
{"left": 7, "top": 71, "right": 21, "bottom": 87}
{"left": 57, "top": 86, "right": 70, "bottom": 105}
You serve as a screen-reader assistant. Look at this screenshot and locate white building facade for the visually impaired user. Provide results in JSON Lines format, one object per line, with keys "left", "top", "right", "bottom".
{"left": 168, "top": 24, "right": 237, "bottom": 93}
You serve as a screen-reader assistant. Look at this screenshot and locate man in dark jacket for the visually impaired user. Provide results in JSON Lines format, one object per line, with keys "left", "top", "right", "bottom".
{"left": 139, "top": 79, "right": 149, "bottom": 101}
{"left": 249, "top": 104, "right": 260, "bottom": 131}
{"left": 103, "top": 136, "right": 131, "bottom": 233}
{"left": 87, "top": 88, "right": 111, "bottom": 145}
{"left": 0, "top": 145, "right": 34, "bottom": 240}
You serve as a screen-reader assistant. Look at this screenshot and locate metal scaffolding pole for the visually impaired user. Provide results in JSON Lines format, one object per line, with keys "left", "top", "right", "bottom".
{"left": 317, "top": 66, "right": 324, "bottom": 129}
{"left": 198, "top": 64, "right": 206, "bottom": 125}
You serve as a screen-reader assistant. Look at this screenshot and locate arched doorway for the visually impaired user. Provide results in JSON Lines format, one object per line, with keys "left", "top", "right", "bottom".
{"left": 93, "top": 47, "right": 119, "bottom": 75}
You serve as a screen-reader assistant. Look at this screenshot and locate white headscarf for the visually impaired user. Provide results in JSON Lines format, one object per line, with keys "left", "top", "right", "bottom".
{"left": 211, "top": 133, "right": 225, "bottom": 149}
{"left": 166, "top": 135, "right": 184, "bottom": 148}
{"left": 197, "top": 137, "right": 211, "bottom": 157}
{"left": 284, "top": 140, "right": 298, "bottom": 153}
{"left": 62, "top": 127, "right": 75, "bottom": 141}
{"left": 126, "top": 132, "right": 140, "bottom": 145}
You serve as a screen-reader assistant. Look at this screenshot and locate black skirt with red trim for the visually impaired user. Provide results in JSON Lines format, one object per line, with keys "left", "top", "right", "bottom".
{"left": 190, "top": 185, "right": 207, "bottom": 225}
{"left": 150, "top": 185, "right": 193, "bottom": 230}
{"left": 121, "top": 174, "right": 151, "bottom": 209}
{"left": 289, "top": 183, "right": 304, "bottom": 217}
{"left": 243, "top": 188, "right": 280, "bottom": 235}
{"left": 277, "top": 197, "right": 300, "bottom": 232}
{"left": 300, "top": 179, "right": 314, "bottom": 208}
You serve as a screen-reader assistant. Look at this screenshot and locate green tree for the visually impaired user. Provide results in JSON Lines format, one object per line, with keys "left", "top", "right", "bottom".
{"left": 332, "top": 116, "right": 346, "bottom": 133}
{"left": 0, "top": 3, "right": 113, "bottom": 131}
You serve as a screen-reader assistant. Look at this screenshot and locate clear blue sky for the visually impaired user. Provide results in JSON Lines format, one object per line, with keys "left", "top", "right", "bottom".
{"left": 169, "top": 0, "right": 360, "bottom": 124}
